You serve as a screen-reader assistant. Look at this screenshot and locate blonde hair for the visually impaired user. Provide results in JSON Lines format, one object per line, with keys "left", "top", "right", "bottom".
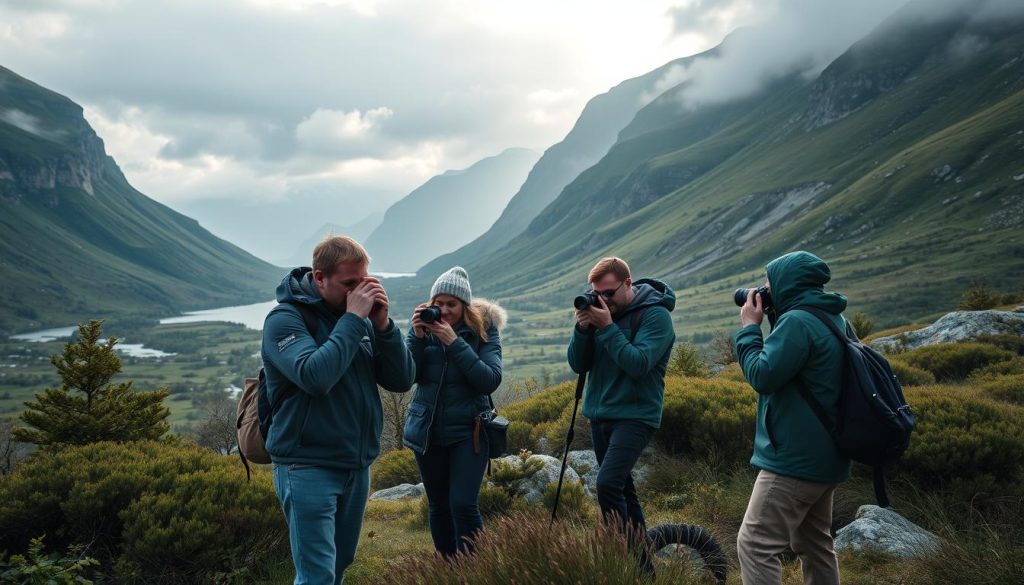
{"left": 313, "top": 236, "right": 370, "bottom": 275}
{"left": 427, "top": 296, "right": 489, "bottom": 342}
{"left": 588, "top": 257, "right": 631, "bottom": 284}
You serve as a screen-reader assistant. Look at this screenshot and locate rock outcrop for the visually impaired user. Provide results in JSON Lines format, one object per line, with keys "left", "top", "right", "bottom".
{"left": 870, "top": 307, "right": 1024, "bottom": 351}
{"left": 835, "top": 505, "right": 940, "bottom": 559}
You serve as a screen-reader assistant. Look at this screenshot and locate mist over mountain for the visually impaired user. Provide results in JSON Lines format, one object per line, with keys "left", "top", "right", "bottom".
{"left": 0, "top": 66, "right": 279, "bottom": 334}
{"left": 282, "top": 212, "right": 385, "bottom": 269}
{"left": 395, "top": 0, "right": 1024, "bottom": 338}
{"left": 364, "top": 148, "right": 538, "bottom": 273}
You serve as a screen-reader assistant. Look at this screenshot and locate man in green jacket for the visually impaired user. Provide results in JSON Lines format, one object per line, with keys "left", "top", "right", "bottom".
{"left": 567, "top": 257, "right": 675, "bottom": 570}
{"left": 733, "top": 251, "right": 851, "bottom": 585}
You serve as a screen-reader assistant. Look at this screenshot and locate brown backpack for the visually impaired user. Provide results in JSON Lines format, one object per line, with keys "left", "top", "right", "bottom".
{"left": 237, "top": 302, "right": 319, "bottom": 479}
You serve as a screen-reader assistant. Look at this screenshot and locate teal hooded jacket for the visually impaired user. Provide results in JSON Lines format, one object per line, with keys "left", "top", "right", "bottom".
{"left": 261, "top": 268, "right": 416, "bottom": 469}
{"left": 567, "top": 279, "right": 676, "bottom": 429}
{"left": 732, "top": 251, "right": 852, "bottom": 484}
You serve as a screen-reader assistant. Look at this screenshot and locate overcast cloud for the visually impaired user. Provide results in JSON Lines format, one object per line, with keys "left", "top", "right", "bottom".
{"left": 2, "top": 0, "right": 1006, "bottom": 262}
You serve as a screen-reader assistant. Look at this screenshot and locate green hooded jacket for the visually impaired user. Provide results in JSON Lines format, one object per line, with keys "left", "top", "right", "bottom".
{"left": 567, "top": 279, "right": 676, "bottom": 429}
{"left": 732, "top": 251, "right": 852, "bottom": 484}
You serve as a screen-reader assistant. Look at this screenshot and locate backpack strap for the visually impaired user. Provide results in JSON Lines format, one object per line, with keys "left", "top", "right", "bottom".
{"left": 791, "top": 305, "right": 891, "bottom": 507}
{"left": 628, "top": 307, "right": 648, "bottom": 343}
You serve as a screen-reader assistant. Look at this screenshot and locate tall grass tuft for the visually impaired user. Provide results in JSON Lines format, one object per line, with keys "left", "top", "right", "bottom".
{"left": 370, "top": 511, "right": 712, "bottom": 585}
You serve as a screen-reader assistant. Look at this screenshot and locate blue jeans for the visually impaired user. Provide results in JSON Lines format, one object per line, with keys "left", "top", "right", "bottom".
{"left": 272, "top": 464, "right": 370, "bottom": 585}
{"left": 591, "top": 420, "right": 654, "bottom": 534}
{"left": 414, "top": 438, "right": 489, "bottom": 557}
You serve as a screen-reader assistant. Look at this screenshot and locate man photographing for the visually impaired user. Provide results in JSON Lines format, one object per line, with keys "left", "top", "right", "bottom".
{"left": 567, "top": 257, "right": 676, "bottom": 571}
{"left": 262, "top": 236, "right": 415, "bottom": 585}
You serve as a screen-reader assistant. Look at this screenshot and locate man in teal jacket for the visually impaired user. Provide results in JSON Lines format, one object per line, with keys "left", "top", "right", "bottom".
{"left": 567, "top": 257, "right": 675, "bottom": 571}
{"left": 733, "top": 251, "right": 851, "bottom": 585}
{"left": 262, "top": 236, "right": 415, "bottom": 585}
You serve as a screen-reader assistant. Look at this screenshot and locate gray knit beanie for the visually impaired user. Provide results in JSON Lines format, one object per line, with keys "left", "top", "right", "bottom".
{"left": 430, "top": 266, "right": 472, "bottom": 305}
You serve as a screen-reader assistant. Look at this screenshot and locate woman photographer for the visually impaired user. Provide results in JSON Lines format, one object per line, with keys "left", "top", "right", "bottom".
{"left": 402, "top": 266, "right": 505, "bottom": 558}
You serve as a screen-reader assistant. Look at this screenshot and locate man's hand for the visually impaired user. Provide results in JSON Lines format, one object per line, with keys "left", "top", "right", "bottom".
{"left": 588, "top": 295, "right": 614, "bottom": 330}
{"left": 411, "top": 304, "right": 427, "bottom": 338}
{"left": 740, "top": 289, "right": 764, "bottom": 328}
{"left": 426, "top": 320, "right": 458, "bottom": 346}
{"left": 348, "top": 277, "right": 388, "bottom": 329}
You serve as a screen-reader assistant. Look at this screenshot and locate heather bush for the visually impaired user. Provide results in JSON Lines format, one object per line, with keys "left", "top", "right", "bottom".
{"left": 967, "top": 357, "right": 1024, "bottom": 381}
{"left": 500, "top": 381, "right": 574, "bottom": 425}
{"left": 542, "top": 479, "right": 592, "bottom": 522}
{"left": 958, "top": 283, "right": 1001, "bottom": 311}
{"left": 368, "top": 512, "right": 704, "bottom": 585}
{"left": 370, "top": 447, "right": 419, "bottom": 490}
{"left": 849, "top": 312, "right": 875, "bottom": 339}
{"left": 0, "top": 440, "right": 284, "bottom": 583}
{"left": 657, "top": 376, "right": 756, "bottom": 464}
{"left": 714, "top": 362, "right": 749, "bottom": 384}
{"left": 897, "top": 387, "right": 1024, "bottom": 496}
{"left": 888, "top": 359, "right": 936, "bottom": 386}
{"left": 898, "top": 342, "right": 1015, "bottom": 382}
{"left": 976, "top": 374, "right": 1024, "bottom": 405}
{"left": 972, "top": 333, "right": 1024, "bottom": 355}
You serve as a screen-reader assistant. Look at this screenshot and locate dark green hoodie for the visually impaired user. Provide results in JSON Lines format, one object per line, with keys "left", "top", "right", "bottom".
{"left": 732, "top": 251, "right": 851, "bottom": 484}
{"left": 567, "top": 279, "right": 676, "bottom": 429}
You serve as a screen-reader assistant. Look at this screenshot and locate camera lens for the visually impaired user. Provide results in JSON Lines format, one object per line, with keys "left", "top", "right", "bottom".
{"left": 421, "top": 306, "right": 443, "bottom": 323}
{"left": 734, "top": 288, "right": 751, "bottom": 307}
{"left": 574, "top": 293, "right": 597, "bottom": 310}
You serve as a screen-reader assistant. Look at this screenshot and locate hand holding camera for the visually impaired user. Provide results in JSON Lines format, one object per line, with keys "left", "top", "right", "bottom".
{"left": 737, "top": 287, "right": 768, "bottom": 328}
{"left": 349, "top": 277, "right": 389, "bottom": 329}
{"left": 574, "top": 293, "right": 612, "bottom": 330}
{"left": 411, "top": 304, "right": 432, "bottom": 338}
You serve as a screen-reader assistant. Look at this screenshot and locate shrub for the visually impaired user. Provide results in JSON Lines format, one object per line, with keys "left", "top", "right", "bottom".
{"left": 477, "top": 485, "right": 518, "bottom": 519}
{"left": 972, "top": 333, "right": 1024, "bottom": 356}
{"left": 500, "top": 381, "right": 574, "bottom": 426}
{"left": 714, "top": 363, "right": 749, "bottom": 384}
{"left": 0, "top": 536, "right": 100, "bottom": 585}
{"left": 897, "top": 387, "right": 1024, "bottom": 497}
{"left": 370, "top": 447, "right": 420, "bottom": 490}
{"left": 966, "top": 357, "right": 1024, "bottom": 381}
{"left": 898, "top": 343, "right": 1015, "bottom": 382}
{"left": 533, "top": 401, "right": 591, "bottom": 455}
{"left": 542, "top": 479, "right": 592, "bottom": 522}
{"left": 657, "top": 376, "right": 756, "bottom": 465}
{"left": 116, "top": 466, "right": 286, "bottom": 583}
{"left": 849, "top": 312, "right": 875, "bottom": 339}
{"left": 368, "top": 512, "right": 702, "bottom": 585}
{"left": 888, "top": 359, "right": 936, "bottom": 386}
{"left": 958, "top": 283, "right": 1001, "bottom": 311}
{"left": 666, "top": 342, "right": 710, "bottom": 378}
{"left": 977, "top": 375, "right": 1024, "bottom": 405}
{"left": 0, "top": 440, "right": 285, "bottom": 583}
{"left": 708, "top": 329, "right": 738, "bottom": 366}
{"left": 506, "top": 420, "right": 534, "bottom": 454}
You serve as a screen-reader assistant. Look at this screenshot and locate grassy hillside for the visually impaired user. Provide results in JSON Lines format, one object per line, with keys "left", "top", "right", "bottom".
{"left": 418, "top": 9, "right": 1024, "bottom": 361}
{"left": 0, "top": 66, "right": 280, "bottom": 334}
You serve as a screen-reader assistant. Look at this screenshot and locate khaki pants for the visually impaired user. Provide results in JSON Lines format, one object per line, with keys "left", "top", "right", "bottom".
{"left": 737, "top": 470, "right": 840, "bottom": 585}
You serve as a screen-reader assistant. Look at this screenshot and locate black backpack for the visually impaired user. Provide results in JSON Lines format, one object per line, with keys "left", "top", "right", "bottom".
{"left": 792, "top": 306, "right": 916, "bottom": 508}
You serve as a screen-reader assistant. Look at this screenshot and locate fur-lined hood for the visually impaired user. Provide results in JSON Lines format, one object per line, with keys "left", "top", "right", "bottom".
{"left": 471, "top": 298, "right": 507, "bottom": 331}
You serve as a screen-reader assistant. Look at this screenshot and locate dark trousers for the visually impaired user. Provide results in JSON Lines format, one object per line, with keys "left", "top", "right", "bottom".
{"left": 591, "top": 419, "right": 654, "bottom": 558}
{"left": 414, "top": 438, "right": 489, "bottom": 557}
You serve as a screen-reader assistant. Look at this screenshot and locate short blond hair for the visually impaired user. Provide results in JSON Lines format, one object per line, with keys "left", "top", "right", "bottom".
{"left": 313, "top": 236, "right": 370, "bottom": 275}
{"left": 588, "top": 257, "right": 630, "bottom": 284}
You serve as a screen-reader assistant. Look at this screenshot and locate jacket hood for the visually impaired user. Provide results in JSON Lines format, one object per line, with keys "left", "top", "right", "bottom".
{"left": 471, "top": 298, "right": 507, "bottom": 331}
{"left": 624, "top": 278, "right": 676, "bottom": 316}
{"left": 275, "top": 267, "right": 322, "bottom": 305}
{"left": 765, "top": 251, "right": 847, "bottom": 315}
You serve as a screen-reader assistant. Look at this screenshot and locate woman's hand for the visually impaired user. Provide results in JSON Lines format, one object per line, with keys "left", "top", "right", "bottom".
{"left": 427, "top": 320, "right": 458, "bottom": 346}
{"left": 411, "top": 304, "right": 427, "bottom": 338}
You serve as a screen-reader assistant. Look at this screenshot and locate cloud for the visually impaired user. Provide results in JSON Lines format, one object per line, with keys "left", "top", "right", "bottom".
{"left": 295, "top": 107, "right": 394, "bottom": 155}
{"left": 0, "top": 108, "right": 65, "bottom": 140}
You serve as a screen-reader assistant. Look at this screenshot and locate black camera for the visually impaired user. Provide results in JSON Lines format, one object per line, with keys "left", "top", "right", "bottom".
{"left": 574, "top": 292, "right": 598, "bottom": 310}
{"left": 421, "top": 306, "right": 443, "bottom": 323}
{"left": 734, "top": 286, "right": 773, "bottom": 311}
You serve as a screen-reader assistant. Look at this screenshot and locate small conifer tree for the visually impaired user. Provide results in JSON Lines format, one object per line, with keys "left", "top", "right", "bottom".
{"left": 14, "top": 320, "right": 170, "bottom": 447}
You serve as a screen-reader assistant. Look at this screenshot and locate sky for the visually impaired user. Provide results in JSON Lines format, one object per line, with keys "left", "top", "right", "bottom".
{"left": 1, "top": 0, "right": 982, "bottom": 263}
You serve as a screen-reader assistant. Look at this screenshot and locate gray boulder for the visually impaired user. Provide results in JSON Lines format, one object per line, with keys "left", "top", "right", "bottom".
{"left": 369, "top": 482, "right": 425, "bottom": 501}
{"left": 566, "top": 450, "right": 599, "bottom": 497}
{"left": 491, "top": 453, "right": 580, "bottom": 504}
{"left": 834, "top": 505, "right": 939, "bottom": 559}
{"left": 870, "top": 308, "right": 1024, "bottom": 352}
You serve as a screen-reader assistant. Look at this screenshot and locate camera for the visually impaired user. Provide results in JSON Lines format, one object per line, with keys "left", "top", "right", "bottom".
{"left": 420, "top": 306, "right": 443, "bottom": 323}
{"left": 734, "top": 286, "right": 773, "bottom": 311}
{"left": 574, "top": 292, "right": 598, "bottom": 310}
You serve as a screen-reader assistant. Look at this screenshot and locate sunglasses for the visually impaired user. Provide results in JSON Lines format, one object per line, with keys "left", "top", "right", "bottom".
{"left": 588, "top": 281, "right": 625, "bottom": 299}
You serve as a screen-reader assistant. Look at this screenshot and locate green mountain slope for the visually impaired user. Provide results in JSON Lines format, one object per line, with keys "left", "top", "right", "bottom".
{"left": 364, "top": 148, "right": 539, "bottom": 273}
{"left": 454, "top": 4, "right": 1024, "bottom": 340}
{"left": 0, "top": 66, "right": 280, "bottom": 334}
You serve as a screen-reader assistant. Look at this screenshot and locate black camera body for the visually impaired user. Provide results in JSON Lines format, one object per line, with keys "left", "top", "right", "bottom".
{"left": 421, "top": 306, "right": 443, "bottom": 323}
{"left": 574, "top": 292, "right": 598, "bottom": 310}
{"left": 734, "top": 286, "right": 773, "bottom": 311}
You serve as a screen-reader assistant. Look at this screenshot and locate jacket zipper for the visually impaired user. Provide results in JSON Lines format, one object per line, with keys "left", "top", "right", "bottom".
{"left": 422, "top": 337, "right": 447, "bottom": 454}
